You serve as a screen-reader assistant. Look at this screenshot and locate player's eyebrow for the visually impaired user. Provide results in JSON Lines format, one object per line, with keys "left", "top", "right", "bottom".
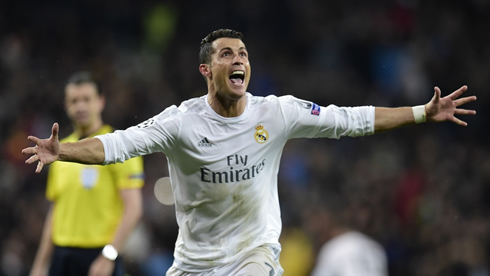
{"left": 218, "top": 46, "right": 248, "bottom": 53}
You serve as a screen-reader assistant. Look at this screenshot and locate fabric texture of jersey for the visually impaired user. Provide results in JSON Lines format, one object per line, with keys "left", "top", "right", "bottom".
{"left": 166, "top": 244, "right": 283, "bottom": 276}
{"left": 310, "top": 231, "right": 388, "bottom": 276}
{"left": 47, "top": 125, "right": 144, "bottom": 248}
{"left": 96, "top": 93, "right": 374, "bottom": 272}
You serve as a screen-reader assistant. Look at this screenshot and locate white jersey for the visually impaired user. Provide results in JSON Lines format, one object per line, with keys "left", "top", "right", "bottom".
{"left": 310, "top": 231, "right": 388, "bottom": 276}
{"left": 96, "top": 93, "right": 374, "bottom": 272}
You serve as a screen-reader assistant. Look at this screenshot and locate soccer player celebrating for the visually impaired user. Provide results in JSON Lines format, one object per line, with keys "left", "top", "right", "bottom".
{"left": 23, "top": 29, "right": 476, "bottom": 275}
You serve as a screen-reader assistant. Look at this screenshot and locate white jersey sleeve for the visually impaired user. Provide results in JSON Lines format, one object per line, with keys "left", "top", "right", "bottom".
{"left": 277, "top": 95, "right": 375, "bottom": 139}
{"left": 95, "top": 105, "right": 181, "bottom": 165}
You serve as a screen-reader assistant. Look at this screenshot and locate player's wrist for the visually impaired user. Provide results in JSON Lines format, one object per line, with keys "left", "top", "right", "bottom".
{"left": 57, "top": 143, "right": 67, "bottom": 162}
{"left": 412, "top": 105, "right": 426, "bottom": 124}
{"left": 101, "top": 244, "right": 118, "bottom": 261}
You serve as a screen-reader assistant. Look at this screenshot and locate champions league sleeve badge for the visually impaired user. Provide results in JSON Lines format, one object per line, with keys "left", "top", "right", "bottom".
{"left": 136, "top": 118, "right": 155, "bottom": 128}
{"left": 311, "top": 103, "right": 321, "bottom": 116}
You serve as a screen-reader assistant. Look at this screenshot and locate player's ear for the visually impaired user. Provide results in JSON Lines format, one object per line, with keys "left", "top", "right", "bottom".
{"left": 99, "top": 95, "right": 106, "bottom": 111}
{"left": 199, "top": 64, "right": 212, "bottom": 79}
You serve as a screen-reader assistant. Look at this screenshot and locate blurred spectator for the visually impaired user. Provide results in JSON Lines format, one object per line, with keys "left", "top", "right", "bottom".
{"left": 279, "top": 227, "right": 315, "bottom": 276}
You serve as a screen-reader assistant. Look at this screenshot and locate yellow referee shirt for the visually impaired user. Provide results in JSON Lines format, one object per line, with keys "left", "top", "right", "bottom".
{"left": 46, "top": 125, "right": 144, "bottom": 248}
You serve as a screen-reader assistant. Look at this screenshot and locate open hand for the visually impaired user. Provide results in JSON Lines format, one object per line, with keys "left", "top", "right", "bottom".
{"left": 22, "top": 123, "right": 60, "bottom": 173}
{"left": 425, "top": 85, "right": 477, "bottom": 126}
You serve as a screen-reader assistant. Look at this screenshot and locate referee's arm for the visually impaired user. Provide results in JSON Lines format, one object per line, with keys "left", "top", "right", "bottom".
{"left": 30, "top": 204, "right": 54, "bottom": 276}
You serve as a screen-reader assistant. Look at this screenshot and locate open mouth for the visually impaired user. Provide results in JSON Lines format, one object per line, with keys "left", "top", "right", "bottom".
{"left": 229, "top": 70, "right": 245, "bottom": 85}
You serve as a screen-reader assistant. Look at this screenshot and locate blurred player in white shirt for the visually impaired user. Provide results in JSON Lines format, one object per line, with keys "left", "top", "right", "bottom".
{"left": 23, "top": 29, "right": 476, "bottom": 276}
{"left": 312, "top": 231, "right": 388, "bottom": 276}
{"left": 307, "top": 194, "right": 388, "bottom": 276}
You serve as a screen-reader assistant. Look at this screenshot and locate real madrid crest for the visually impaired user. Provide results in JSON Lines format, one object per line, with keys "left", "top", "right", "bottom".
{"left": 254, "top": 124, "right": 269, "bottom": 144}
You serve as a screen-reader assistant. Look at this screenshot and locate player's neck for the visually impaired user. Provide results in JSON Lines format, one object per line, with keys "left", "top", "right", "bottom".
{"left": 207, "top": 92, "right": 247, "bottom": 118}
{"left": 74, "top": 119, "right": 104, "bottom": 139}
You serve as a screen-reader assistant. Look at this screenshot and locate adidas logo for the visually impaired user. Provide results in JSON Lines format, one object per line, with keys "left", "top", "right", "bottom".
{"left": 198, "top": 137, "right": 212, "bottom": 147}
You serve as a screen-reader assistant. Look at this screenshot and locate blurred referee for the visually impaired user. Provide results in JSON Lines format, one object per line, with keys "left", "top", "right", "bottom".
{"left": 29, "top": 72, "right": 144, "bottom": 276}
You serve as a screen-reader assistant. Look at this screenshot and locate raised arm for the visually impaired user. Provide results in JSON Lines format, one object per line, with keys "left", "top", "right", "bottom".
{"left": 374, "top": 85, "right": 476, "bottom": 133}
{"left": 22, "top": 123, "right": 105, "bottom": 173}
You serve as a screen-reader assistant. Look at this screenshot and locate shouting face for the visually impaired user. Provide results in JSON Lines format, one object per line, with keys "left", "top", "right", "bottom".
{"left": 201, "top": 37, "right": 251, "bottom": 101}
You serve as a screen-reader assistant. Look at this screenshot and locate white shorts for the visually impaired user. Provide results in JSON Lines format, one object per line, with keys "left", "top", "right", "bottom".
{"left": 166, "top": 244, "right": 284, "bottom": 276}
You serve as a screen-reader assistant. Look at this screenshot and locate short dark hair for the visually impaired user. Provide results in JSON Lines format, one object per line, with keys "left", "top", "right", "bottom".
{"left": 66, "top": 71, "right": 102, "bottom": 95}
{"left": 199, "top": 29, "right": 244, "bottom": 64}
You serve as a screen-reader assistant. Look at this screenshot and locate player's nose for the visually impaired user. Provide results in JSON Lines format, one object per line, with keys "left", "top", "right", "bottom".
{"left": 232, "top": 54, "right": 243, "bottom": 65}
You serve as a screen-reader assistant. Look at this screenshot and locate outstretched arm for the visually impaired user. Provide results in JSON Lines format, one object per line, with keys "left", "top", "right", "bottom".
{"left": 374, "top": 85, "right": 476, "bottom": 133}
{"left": 22, "top": 123, "right": 105, "bottom": 173}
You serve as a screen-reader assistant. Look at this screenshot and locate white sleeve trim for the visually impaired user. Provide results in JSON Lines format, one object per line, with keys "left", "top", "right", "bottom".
{"left": 95, "top": 133, "right": 131, "bottom": 165}
{"left": 94, "top": 136, "right": 110, "bottom": 165}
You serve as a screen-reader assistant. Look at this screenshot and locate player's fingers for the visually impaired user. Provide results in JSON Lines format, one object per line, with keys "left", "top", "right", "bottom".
{"left": 451, "top": 116, "right": 467, "bottom": 126}
{"left": 52, "top": 123, "right": 59, "bottom": 140}
{"left": 448, "top": 85, "right": 468, "bottom": 100}
{"left": 27, "top": 136, "right": 41, "bottom": 145}
{"left": 433, "top": 86, "right": 441, "bottom": 102}
{"left": 25, "top": 155, "right": 39, "bottom": 164}
{"left": 454, "top": 96, "right": 477, "bottom": 107}
{"left": 21, "top": 146, "right": 37, "bottom": 155}
{"left": 454, "top": 108, "right": 476, "bottom": 115}
{"left": 35, "top": 161, "right": 44, "bottom": 173}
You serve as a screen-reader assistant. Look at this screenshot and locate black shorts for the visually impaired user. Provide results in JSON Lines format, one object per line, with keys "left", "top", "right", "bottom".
{"left": 49, "top": 246, "right": 124, "bottom": 276}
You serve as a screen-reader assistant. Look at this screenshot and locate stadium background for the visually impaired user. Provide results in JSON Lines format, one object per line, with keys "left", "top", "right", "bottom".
{"left": 0, "top": 0, "right": 488, "bottom": 275}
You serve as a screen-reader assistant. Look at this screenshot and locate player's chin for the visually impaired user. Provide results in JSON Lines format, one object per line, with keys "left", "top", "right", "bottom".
{"left": 228, "top": 90, "right": 246, "bottom": 101}
{"left": 228, "top": 84, "right": 247, "bottom": 97}
{"left": 76, "top": 119, "right": 91, "bottom": 127}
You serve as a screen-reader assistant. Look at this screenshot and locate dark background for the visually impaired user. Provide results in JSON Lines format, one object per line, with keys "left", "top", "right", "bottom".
{"left": 0, "top": 0, "right": 488, "bottom": 275}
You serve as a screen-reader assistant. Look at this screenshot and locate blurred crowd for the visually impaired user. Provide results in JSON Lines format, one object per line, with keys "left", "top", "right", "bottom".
{"left": 1, "top": 0, "right": 489, "bottom": 275}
